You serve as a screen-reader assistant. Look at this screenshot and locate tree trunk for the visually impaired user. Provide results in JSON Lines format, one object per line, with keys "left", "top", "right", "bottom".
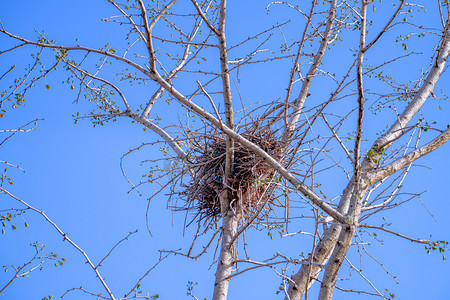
{"left": 212, "top": 192, "right": 240, "bottom": 300}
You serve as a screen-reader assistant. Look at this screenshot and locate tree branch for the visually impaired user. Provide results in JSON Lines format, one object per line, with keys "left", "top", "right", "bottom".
{"left": 1, "top": 188, "right": 116, "bottom": 300}
{"left": 369, "top": 128, "right": 450, "bottom": 183}
{"left": 282, "top": 0, "right": 337, "bottom": 143}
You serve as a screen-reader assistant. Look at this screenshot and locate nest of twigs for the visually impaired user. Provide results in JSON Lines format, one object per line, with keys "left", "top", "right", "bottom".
{"left": 179, "top": 124, "right": 284, "bottom": 226}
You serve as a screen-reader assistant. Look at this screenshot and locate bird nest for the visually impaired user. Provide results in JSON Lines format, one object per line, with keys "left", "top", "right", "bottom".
{"left": 178, "top": 125, "right": 284, "bottom": 226}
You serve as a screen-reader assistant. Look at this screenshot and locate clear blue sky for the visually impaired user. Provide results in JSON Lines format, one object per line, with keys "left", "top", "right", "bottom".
{"left": 1, "top": 1, "right": 449, "bottom": 299}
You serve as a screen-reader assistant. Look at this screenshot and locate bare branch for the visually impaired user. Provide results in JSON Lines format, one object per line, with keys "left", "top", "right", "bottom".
{"left": 361, "top": 224, "right": 432, "bottom": 244}
{"left": 1, "top": 188, "right": 116, "bottom": 300}
{"left": 369, "top": 128, "right": 450, "bottom": 183}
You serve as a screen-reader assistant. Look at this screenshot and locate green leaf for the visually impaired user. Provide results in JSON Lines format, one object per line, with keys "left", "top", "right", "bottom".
{"left": 46, "top": 84, "right": 51, "bottom": 90}
{"left": 12, "top": 224, "right": 17, "bottom": 231}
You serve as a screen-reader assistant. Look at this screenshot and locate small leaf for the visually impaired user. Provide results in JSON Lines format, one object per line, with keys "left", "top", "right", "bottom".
{"left": 46, "top": 84, "right": 51, "bottom": 90}
{"left": 12, "top": 224, "right": 17, "bottom": 231}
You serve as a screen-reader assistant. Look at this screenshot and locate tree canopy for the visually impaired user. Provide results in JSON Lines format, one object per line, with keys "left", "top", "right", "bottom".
{"left": 1, "top": 1, "right": 450, "bottom": 299}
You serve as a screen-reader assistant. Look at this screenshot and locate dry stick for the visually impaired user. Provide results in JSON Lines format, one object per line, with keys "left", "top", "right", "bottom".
{"left": 355, "top": 231, "right": 399, "bottom": 283}
{"left": 321, "top": 114, "right": 354, "bottom": 164}
{"left": 1, "top": 188, "right": 116, "bottom": 300}
{"left": 227, "top": 183, "right": 275, "bottom": 249}
{"left": 0, "top": 42, "right": 26, "bottom": 55}
{"left": 137, "top": 0, "right": 178, "bottom": 71}
{"left": 119, "top": 145, "right": 149, "bottom": 196}
{"left": 283, "top": 0, "right": 316, "bottom": 130}
{"left": 124, "top": 252, "right": 171, "bottom": 298}
{"left": 187, "top": 228, "right": 222, "bottom": 259}
{"left": 197, "top": 81, "right": 224, "bottom": 130}
{"left": 225, "top": 258, "right": 324, "bottom": 282}
{"left": 0, "top": 64, "right": 15, "bottom": 81}
{"left": 233, "top": 78, "right": 247, "bottom": 122}
{"left": 152, "top": 34, "right": 218, "bottom": 48}
{"left": 361, "top": 224, "right": 432, "bottom": 244}
{"left": 362, "top": 0, "right": 405, "bottom": 53}
{"left": 96, "top": 229, "right": 138, "bottom": 269}
{"left": 61, "top": 287, "right": 109, "bottom": 300}
{"left": 344, "top": 257, "right": 385, "bottom": 299}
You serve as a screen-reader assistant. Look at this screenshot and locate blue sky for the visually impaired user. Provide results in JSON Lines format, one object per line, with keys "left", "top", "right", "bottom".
{"left": 1, "top": 1, "right": 450, "bottom": 299}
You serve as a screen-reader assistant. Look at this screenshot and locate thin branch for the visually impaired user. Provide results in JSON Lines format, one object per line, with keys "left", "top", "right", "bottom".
{"left": 369, "top": 128, "right": 450, "bottom": 183}
{"left": 363, "top": 0, "right": 405, "bottom": 53}
{"left": 197, "top": 81, "right": 223, "bottom": 130}
{"left": 1, "top": 188, "right": 116, "bottom": 300}
{"left": 96, "top": 229, "right": 138, "bottom": 269}
{"left": 361, "top": 224, "right": 432, "bottom": 244}
{"left": 191, "top": 0, "right": 219, "bottom": 35}
{"left": 322, "top": 114, "right": 354, "bottom": 163}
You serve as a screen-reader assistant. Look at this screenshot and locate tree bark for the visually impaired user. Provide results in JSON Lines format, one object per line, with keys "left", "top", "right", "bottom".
{"left": 213, "top": 192, "right": 240, "bottom": 300}
{"left": 213, "top": 1, "right": 238, "bottom": 299}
